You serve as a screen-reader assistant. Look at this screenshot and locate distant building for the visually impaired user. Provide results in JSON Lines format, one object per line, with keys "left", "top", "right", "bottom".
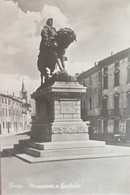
{"left": 77, "top": 48, "right": 130, "bottom": 141}
{"left": 0, "top": 93, "right": 22, "bottom": 134}
{"left": 77, "top": 64, "right": 102, "bottom": 133}
{"left": 20, "top": 81, "right": 32, "bottom": 132}
{"left": 0, "top": 81, "right": 31, "bottom": 135}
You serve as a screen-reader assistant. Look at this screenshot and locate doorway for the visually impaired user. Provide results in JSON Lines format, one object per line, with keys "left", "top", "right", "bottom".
{"left": 126, "top": 120, "right": 130, "bottom": 140}
{"left": 114, "top": 120, "right": 119, "bottom": 133}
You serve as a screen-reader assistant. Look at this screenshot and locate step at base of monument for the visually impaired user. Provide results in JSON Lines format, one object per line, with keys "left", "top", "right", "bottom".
{"left": 4, "top": 147, "right": 130, "bottom": 164}
{"left": 19, "top": 140, "right": 105, "bottom": 150}
{"left": 14, "top": 143, "right": 112, "bottom": 158}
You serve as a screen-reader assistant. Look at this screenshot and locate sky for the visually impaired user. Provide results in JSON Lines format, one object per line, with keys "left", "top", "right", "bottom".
{"left": 1, "top": 0, "right": 130, "bottom": 96}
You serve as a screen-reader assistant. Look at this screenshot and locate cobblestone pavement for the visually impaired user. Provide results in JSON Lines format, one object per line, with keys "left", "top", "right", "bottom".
{"left": 1, "top": 152, "right": 130, "bottom": 195}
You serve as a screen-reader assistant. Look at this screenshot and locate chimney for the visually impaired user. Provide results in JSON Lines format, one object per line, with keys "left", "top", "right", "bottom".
{"left": 94, "top": 62, "right": 96, "bottom": 66}
{"left": 111, "top": 52, "right": 113, "bottom": 56}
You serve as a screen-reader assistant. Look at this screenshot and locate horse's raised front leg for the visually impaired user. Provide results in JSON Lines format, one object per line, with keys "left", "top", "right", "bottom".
{"left": 56, "top": 58, "right": 63, "bottom": 70}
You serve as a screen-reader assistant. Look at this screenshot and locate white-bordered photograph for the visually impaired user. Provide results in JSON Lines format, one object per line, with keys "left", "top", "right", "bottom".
{"left": 1, "top": 0, "right": 130, "bottom": 194}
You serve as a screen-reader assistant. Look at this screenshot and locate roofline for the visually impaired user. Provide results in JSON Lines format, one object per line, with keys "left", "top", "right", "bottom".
{"left": 0, "top": 93, "right": 22, "bottom": 103}
{"left": 77, "top": 47, "right": 130, "bottom": 81}
{"left": 98, "top": 47, "right": 130, "bottom": 65}
{"left": 77, "top": 64, "right": 100, "bottom": 81}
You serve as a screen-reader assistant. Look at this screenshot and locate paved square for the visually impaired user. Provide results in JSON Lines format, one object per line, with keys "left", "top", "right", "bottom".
{"left": 1, "top": 153, "right": 130, "bottom": 195}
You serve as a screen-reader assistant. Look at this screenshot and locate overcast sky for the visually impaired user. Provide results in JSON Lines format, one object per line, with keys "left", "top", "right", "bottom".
{"left": 1, "top": 0, "right": 130, "bottom": 95}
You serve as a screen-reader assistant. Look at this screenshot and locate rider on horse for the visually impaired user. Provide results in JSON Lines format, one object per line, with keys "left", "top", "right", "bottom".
{"left": 37, "top": 18, "right": 77, "bottom": 84}
{"left": 39, "top": 18, "right": 57, "bottom": 51}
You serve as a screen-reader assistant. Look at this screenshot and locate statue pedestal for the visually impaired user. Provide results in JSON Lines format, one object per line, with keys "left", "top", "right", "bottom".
{"left": 31, "top": 81, "right": 89, "bottom": 142}
{"left": 8, "top": 76, "right": 112, "bottom": 163}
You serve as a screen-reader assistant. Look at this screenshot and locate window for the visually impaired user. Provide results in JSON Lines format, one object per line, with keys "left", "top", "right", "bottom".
{"left": 104, "top": 66, "right": 108, "bottom": 72}
{"left": 103, "top": 74, "right": 108, "bottom": 89}
{"left": 114, "top": 71, "right": 120, "bottom": 87}
{"left": 8, "top": 99, "right": 11, "bottom": 105}
{"left": 127, "top": 94, "right": 130, "bottom": 114}
{"left": 83, "top": 79, "right": 85, "bottom": 86}
{"left": 6, "top": 122, "right": 8, "bottom": 128}
{"left": 2, "top": 108, "right": 4, "bottom": 116}
{"left": 9, "top": 122, "right": 11, "bottom": 128}
{"left": 102, "top": 97, "right": 108, "bottom": 116}
{"left": 104, "top": 119, "right": 108, "bottom": 132}
{"left": 98, "top": 120, "right": 101, "bottom": 127}
{"left": 128, "top": 55, "right": 130, "bottom": 62}
{"left": 3, "top": 122, "right": 5, "bottom": 129}
{"left": 6, "top": 108, "right": 8, "bottom": 116}
{"left": 114, "top": 120, "right": 119, "bottom": 133}
{"left": 82, "top": 96, "right": 86, "bottom": 109}
{"left": 9, "top": 109, "right": 11, "bottom": 116}
{"left": 5, "top": 99, "right": 7, "bottom": 104}
{"left": 115, "top": 62, "right": 119, "bottom": 68}
{"left": 98, "top": 94, "right": 100, "bottom": 107}
{"left": 127, "top": 66, "right": 130, "bottom": 84}
{"left": 2, "top": 98, "right": 4, "bottom": 103}
{"left": 89, "top": 97, "right": 92, "bottom": 109}
{"left": 89, "top": 77, "right": 91, "bottom": 86}
{"left": 114, "top": 95, "right": 120, "bottom": 115}
{"left": 98, "top": 71, "right": 101, "bottom": 82}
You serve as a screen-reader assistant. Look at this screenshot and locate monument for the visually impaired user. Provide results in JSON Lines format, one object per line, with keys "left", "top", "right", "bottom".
{"left": 7, "top": 18, "right": 112, "bottom": 163}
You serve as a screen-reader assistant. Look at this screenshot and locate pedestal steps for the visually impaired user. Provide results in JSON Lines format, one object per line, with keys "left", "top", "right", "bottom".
{"left": 19, "top": 139, "right": 105, "bottom": 150}
{"left": 14, "top": 140, "right": 112, "bottom": 158}
{"left": 5, "top": 145, "right": 130, "bottom": 164}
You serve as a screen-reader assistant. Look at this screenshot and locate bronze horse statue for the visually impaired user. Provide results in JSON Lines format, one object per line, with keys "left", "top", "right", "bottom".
{"left": 37, "top": 28, "right": 76, "bottom": 84}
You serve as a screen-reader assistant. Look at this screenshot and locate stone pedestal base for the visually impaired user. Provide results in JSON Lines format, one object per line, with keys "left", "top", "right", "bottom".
{"left": 5, "top": 78, "right": 112, "bottom": 163}
{"left": 30, "top": 81, "right": 88, "bottom": 142}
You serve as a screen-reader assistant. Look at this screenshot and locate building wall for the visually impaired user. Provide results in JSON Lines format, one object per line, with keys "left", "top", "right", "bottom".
{"left": 0, "top": 95, "right": 23, "bottom": 134}
{"left": 0, "top": 94, "right": 31, "bottom": 135}
{"left": 102, "top": 57, "right": 128, "bottom": 109}
{"left": 102, "top": 56, "right": 130, "bottom": 135}
{"left": 78, "top": 66, "right": 102, "bottom": 132}
{"left": 78, "top": 48, "right": 130, "bottom": 140}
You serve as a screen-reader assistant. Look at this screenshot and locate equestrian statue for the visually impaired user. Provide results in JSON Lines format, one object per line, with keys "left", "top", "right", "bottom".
{"left": 37, "top": 18, "right": 77, "bottom": 85}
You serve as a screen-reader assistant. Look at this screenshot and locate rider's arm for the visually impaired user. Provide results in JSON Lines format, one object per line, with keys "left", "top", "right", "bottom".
{"left": 41, "top": 26, "right": 49, "bottom": 40}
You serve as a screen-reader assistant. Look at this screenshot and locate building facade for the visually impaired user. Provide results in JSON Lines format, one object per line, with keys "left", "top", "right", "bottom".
{"left": 99, "top": 48, "right": 130, "bottom": 140}
{"left": 0, "top": 93, "right": 23, "bottom": 134}
{"left": 77, "top": 65, "right": 102, "bottom": 133}
{"left": 78, "top": 48, "right": 130, "bottom": 140}
{"left": 0, "top": 82, "right": 31, "bottom": 135}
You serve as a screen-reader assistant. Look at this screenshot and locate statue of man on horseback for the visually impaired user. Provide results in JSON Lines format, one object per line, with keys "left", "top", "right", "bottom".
{"left": 39, "top": 18, "right": 57, "bottom": 50}
{"left": 37, "top": 18, "right": 76, "bottom": 85}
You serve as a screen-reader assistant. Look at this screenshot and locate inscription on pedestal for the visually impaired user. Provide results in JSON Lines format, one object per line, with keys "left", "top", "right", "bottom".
{"left": 60, "top": 101, "right": 76, "bottom": 113}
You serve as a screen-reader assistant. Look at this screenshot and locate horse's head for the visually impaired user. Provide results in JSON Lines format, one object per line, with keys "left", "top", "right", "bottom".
{"left": 56, "top": 28, "right": 77, "bottom": 48}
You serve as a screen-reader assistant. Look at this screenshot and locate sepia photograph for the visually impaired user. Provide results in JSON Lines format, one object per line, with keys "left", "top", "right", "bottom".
{"left": 1, "top": 0, "right": 130, "bottom": 194}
